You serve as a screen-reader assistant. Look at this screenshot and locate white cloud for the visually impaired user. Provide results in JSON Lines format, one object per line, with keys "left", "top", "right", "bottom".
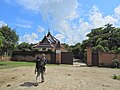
{"left": 0, "top": 20, "right": 7, "bottom": 27}
{"left": 19, "top": 32, "right": 39, "bottom": 44}
{"left": 37, "top": 25, "right": 45, "bottom": 33}
{"left": 89, "top": 6, "right": 118, "bottom": 28}
{"left": 55, "top": 33, "right": 65, "bottom": 43}
{"left": 16, "top": 0, "right": 78, "bottom": 19}
{"left": 16, "top": 19, "right": 32, "bottom": 28}
{"left": 15, "top": 0, "right": 79, "bottom": 44}
{"left": 16, "top": 23, "right": 32, "bottom": 28}
{"left": 114, "top": 5, "right": 120, "bottom": 20}
{"left": 115, "top": 5, "right": 120, "bottom": 15}
{"left": 13, "top": 1, "right": 120, "bottom": 44}
{"left": 15, "top": 0, "right": 42, "bottom": 12}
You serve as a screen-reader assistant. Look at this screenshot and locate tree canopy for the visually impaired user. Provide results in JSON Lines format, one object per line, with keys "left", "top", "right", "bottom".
{"left": 65, "top": 24, "right": 120, "bottom": 61}
{"left": 85, "top": 23, "right": 120, "bottom": 52}
{"left": 0, "top": 32, "right": 4, "bottom": 48}
{"left": 0, "top": 26, "right": 19, "bottom": 52}
{"left": 18, "top": 42, "right": 33, "bottom": 51}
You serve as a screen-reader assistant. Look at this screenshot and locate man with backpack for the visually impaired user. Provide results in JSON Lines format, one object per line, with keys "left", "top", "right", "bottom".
{"left": 35, "top": 54, "right": 47, "bottom": 85}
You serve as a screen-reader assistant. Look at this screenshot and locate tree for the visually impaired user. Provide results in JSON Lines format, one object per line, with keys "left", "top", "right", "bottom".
{"left": 18, "top": 42, "right": 32, "bottom": 51}
{"left": 0, "top": 32, "right": 4, "bottom": 48}
{"left": 0, "top": 26, "right": 19, "bottom": 53}
{"left": 70, "top": 43, "right": 84, "bottom": 59}
{"left": 85, "top": 23, "right": 120, "bottom": 52}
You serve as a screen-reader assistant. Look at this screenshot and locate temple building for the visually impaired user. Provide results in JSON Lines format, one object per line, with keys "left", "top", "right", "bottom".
{"left": 33, "top": 32, "right": 68, "bottom": 52}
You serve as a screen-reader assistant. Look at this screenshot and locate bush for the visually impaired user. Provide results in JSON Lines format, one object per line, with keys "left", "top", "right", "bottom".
{"left": 111, "top": 58, "right": 120, "bottom": 68}
{"left": 113, "top": 74, "right": 120, "bottom": 80}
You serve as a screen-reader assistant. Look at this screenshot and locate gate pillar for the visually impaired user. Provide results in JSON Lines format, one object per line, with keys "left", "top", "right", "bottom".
{"left": 86, "top": 46, "right": 92, "bottom": 66}
{"left": 56, "top": 49, "right": 61, "bottom": 64}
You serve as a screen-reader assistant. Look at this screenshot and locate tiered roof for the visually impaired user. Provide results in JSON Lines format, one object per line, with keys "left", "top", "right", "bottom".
{"left": 33, "top": 32, "right": 60, "bottom": 48}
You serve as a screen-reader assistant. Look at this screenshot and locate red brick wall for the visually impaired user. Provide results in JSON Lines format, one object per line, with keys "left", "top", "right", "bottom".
{"left": 87, "top": 46, "right": 120, "bottom": 67}
{"left": 11, "top": 54, "right": 51, "bottom": 62}
{"left": 0, "top": 56, "right": 11, "bottom": 61}
{"left": 99, "top": 52, "right": 120, "bottom": 66}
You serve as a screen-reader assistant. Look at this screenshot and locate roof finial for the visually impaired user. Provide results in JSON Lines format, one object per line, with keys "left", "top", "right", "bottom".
{"left": 48, "top": 29, "right": 50, "bottom": 33}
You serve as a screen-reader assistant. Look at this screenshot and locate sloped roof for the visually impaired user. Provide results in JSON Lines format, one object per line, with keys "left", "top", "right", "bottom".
{"left": 33, "top": 32, "right": 60, "bottom": 48}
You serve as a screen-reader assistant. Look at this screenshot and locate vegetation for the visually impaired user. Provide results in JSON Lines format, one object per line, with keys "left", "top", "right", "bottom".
{"left": 18, "top": 42, "right": 33, "bottom": 51}
{"left": 113, "top": 74, "right": 120, "bottom": 80}
{"left": 0, "top": 26, "right": 19, "bottom": 54}
{"left": 0, "top": 32, "right": 4, "bottom": 48}
{"left": 85, "top": 23, "right": 120, "bottom": 52}
{"left": 111, "top": 58, "right": 120, "bottom": 68}
{"left": 0, "top": 61, "right": 67, "bottom": 69}
{"left": 62, "top": 24, "right": 120, "bottom": 62}
{"left": 0, "top": 61, "right": 35, "bottom": 69}
{"left": 1, "top": 23, "right": 120, "bottom": 62}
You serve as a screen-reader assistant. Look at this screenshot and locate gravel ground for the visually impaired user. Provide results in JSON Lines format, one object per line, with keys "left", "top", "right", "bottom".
{"left": 0, "top": 65, "right": 120, "bottom": 90}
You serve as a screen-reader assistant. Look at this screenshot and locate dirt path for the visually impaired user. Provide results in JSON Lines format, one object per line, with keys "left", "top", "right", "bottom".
{"left": 0, "top": 65, "right": 120, "bottom": 90}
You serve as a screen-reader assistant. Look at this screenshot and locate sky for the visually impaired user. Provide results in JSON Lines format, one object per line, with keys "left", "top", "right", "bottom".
{"left": 0, "top": 0, "right": 120, "bottom": 45}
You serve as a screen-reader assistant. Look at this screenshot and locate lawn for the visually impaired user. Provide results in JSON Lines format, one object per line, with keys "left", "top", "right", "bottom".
{"left": 0, "top": 61, "right": 35, "bottom": 69}
{"left": 0, "top": 61, "right": 67, "bottom": 69}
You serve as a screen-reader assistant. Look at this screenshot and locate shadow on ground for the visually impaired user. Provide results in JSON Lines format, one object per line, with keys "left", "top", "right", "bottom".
{"left": 20, "top": 82, "right": 36, "bottom": 87}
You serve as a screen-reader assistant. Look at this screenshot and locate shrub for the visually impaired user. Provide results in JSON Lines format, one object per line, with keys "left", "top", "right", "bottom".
{"left": 111, "top": 58, "right": 120, "bottom": 68}
{"left": 113, "top": 74, "right": 120, "bottom": 80}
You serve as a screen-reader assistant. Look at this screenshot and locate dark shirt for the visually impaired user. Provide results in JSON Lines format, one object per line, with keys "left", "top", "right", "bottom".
{"left": 36, "top": 56, "right": 46, "bottom": 70}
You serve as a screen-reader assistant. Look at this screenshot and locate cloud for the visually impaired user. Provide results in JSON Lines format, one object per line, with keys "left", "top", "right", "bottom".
{"left": 11, "top": 1, "right": 120, "bottom": 44}
{"left": 114, "top": 5, "right": 120, "bottom": 15}
{"left": 16, "top": 23, "right": 32, "bottom": 28}
{"left": 37, "top": 25, "right": 45, "bottom": 33}
{"left": 55, "top": 34, "right": 65, "bottom": 43}
{"left": 15, "top": 0, "right": 79, "bottom": 19}
{"left": 15, "top": 0, "right": 79, "bottom": 45}
{"left": 89, "top": 6, "right": 118, "bottom": 28}
{"left": 15, "top": 19, "right": 32, "bottom": 28}
{"left": 0, "top": 20, "right": 7, "bottom": 27}
{"left": 19, "top": 32, "right": 39, "bottom": 44}
{"left": 114, "top": 5, "right": 120, "bottom": 20}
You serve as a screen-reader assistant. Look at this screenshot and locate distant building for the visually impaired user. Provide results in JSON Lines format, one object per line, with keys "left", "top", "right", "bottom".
{"left": 33, "top": 32, "right": 68, "bottom": 52}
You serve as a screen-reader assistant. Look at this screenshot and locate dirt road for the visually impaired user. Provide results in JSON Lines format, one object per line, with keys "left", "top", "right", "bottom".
{"left": 0, "top": 65, "right": 120, "bottom": 90}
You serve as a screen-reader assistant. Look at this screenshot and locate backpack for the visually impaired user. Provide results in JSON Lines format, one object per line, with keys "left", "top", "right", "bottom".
{"left": 36, "top": 57, "right": 45, "bottom": 69}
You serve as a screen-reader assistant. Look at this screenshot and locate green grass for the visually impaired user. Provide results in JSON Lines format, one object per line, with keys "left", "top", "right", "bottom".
{"left": 0, "top": 61, "right": 35, "bottom": 69}
{"left": 112, "top": 74, "right": 120, "bottom": 80}
{"left": 0, "top": 61, "right": 72, "bottom": 69}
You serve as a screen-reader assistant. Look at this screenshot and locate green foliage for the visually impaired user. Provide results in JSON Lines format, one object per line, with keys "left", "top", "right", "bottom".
{"left": 85, "top": 23, "right": 120, "bottom": 52}
{"left": 0, "top": 32, "right": 4, "bottom": 48}
{"left": 70, "top": 43, "right": 84, "bottom": 59}
{"left": 0, "top": 26, "right": 19, "bottom": 52}
{"left": 0, "top": 61, "right": 35, "bottom": 69}
{"left": 94, "top": 45, "right": 106, "bottom": 52}
{"left": 113, "top": 74, "right": 120, "bottom": 80}
{"left": 61, "top": 43, "right": 70, "bottom": 51}
{"left": 111, "top": 58, "right": 120, "bottom": 68}
{"left": 116, "top": 47, "right": 120, "bottom": 53}
{"left": 18, "top": 42, "right": 32, "bottom": 51}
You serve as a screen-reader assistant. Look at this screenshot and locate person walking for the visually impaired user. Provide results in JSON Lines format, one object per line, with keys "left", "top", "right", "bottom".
{"left": 35, "top": 54, "right": 47, "bottom": 85}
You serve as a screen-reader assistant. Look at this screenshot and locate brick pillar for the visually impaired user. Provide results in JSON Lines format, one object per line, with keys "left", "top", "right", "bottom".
{"left": 56, "top": 49, "right": 61, "bottom": 64}
{"left": 98, "top": 51, "right": 102, "bottom": 66}
{"left": 86, "top": 46, "right": 92, "bottom": 66}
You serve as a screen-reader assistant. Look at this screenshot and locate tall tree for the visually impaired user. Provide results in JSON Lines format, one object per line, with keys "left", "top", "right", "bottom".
{"left": 0, "top": 26, "right": 19, "bottom": 53}
{"left": 86, "top": 23, "right": 120, "bottom": 52}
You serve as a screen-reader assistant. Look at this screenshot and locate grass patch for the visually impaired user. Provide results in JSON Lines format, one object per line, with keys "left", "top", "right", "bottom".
{"left": 0, "top": 61, "right": 72, "bottom": 69}
{"left": 0, "top": 61, "right": 35, "bottom": 69}
{"left": 112, "top": 74, "right": 120, "bottom": 80}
